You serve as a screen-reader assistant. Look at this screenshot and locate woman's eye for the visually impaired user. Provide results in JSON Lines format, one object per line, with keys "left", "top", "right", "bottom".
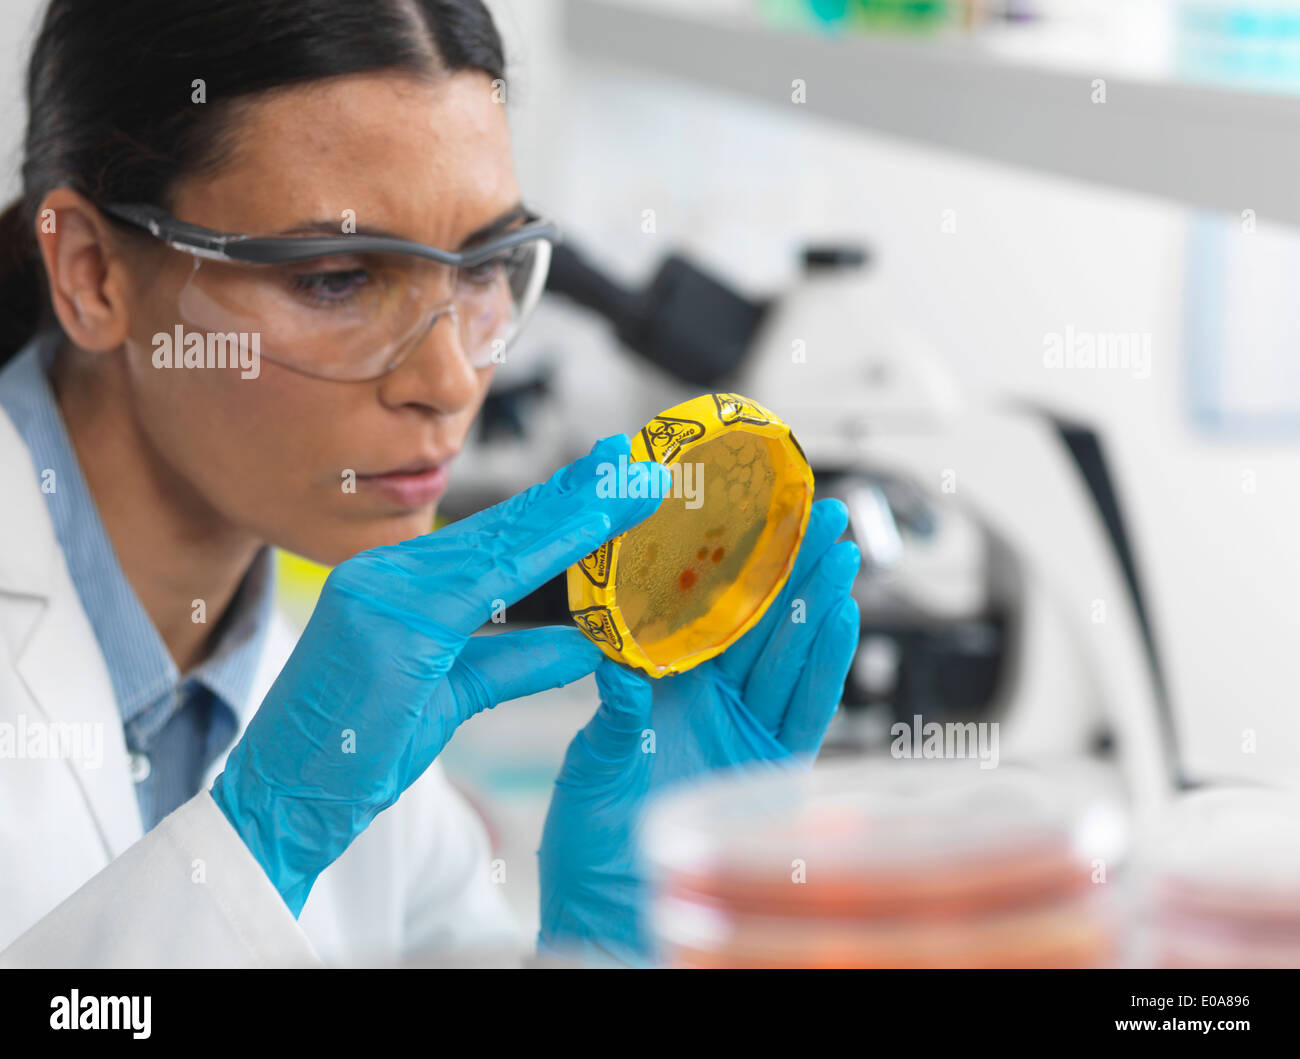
{"left": 462, "top": 246, "right": 525, "bottom": 287}
{"left": 291, "top": 269, "right": 370, "bottom": 303}
{"left": 461, "top": 258, "right": 505, "bottom": 286}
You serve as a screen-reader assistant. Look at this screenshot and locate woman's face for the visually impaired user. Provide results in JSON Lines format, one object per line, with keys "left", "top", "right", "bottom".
{"left": 119, "top": 71, "right": 520, "bottom": 566}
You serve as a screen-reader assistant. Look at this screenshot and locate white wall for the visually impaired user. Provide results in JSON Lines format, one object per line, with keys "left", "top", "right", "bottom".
{"left": 488, "top": 0, "right": 1300, "bottom": 788}
{"left": 0, "top": 0, "right": 44, "bottom": 202}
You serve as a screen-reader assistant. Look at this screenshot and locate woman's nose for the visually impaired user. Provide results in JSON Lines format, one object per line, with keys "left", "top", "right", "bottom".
{"left": 375, "top": 306, "right": 482, "bottom": 414}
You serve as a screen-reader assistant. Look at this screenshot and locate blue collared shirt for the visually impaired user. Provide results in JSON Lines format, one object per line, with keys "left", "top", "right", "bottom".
{"left": 0, "top": 328, "right": 273, "bottom": 832}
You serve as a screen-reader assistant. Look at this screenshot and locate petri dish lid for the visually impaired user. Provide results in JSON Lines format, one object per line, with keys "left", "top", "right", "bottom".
{"left": 642, "top": 757, "right": 1097, "bottom": 918}
{"left": 1143, "top": 786, "right": 1300, "bottom": 920}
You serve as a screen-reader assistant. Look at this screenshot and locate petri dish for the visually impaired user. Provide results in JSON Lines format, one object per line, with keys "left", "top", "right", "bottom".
{"left": 1136, "top": 787, "right": 1300, "bottom": 968}
{"left": 641, "top": 757, "right": 1120, "bottom": 968}
{"left": 568, "top": 392, "right": 814, "bottom": 677}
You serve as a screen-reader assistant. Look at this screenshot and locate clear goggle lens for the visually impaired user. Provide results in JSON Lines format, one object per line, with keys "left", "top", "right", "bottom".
{"left": 168, "top": 238, "right": 551, "bottom": 380}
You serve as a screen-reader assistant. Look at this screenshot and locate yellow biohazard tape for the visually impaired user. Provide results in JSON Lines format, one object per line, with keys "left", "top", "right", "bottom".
{"left": 567, "top": 392, "right": 814, "bottom": 678}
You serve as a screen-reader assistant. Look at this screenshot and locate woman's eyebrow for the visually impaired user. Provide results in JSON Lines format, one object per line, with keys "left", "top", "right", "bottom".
{"left": 457, "top": 203, "right": 529, "bottom": 247}
{"left": 271, "top": 203, "right": 529, "bottom": 246}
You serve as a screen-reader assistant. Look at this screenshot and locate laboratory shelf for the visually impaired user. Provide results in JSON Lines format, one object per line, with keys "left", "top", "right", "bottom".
{"left": 563, "top": 0, "right": 1300, "bottom": 227}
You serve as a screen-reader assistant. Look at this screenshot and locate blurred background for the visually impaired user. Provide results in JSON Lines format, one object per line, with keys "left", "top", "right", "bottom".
{"left": 5, "top": 0, "right": 1299, "bottom": 963}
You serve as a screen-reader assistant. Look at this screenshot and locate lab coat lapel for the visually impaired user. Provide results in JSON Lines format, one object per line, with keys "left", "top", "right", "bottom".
{"left": 0, "top": 410, "right": 144, "bottom": 859}
{"left": 1, "top": 407, "right": 304, "bottom": 856}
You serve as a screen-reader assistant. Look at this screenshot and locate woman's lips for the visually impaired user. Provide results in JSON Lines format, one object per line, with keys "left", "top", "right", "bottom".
{"left": 357, "top": 464, "right": 449, "bottom": 509}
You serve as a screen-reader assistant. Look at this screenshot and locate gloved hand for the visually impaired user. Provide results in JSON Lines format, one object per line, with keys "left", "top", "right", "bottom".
{"left": 212, "top": 435, "right": 671, "bottom": 917}
{"left": 537, "top": 498, "right": 861, "bottom": 965}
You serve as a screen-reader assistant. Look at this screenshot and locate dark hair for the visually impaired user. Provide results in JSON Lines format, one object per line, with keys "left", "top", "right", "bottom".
{"left": 0, "top": 0, "right": 506, "bottom": 362}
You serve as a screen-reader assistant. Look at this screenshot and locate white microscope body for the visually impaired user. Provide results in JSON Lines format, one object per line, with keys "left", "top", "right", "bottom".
{"left": 737, "top": 256, "right": 1174, "bottom": 826}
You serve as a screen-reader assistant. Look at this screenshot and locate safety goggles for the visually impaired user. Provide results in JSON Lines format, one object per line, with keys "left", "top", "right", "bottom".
{"left": 101, "top": 202, "right": 559, "bottom": 381}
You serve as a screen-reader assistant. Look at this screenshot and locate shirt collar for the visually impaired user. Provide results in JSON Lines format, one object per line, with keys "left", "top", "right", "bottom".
{"left": 0, "top": 328, "right": 274, "bottom": 732}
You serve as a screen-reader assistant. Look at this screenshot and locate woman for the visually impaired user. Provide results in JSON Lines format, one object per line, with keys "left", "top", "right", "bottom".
{"left": 0, "top": 0, "right": 860, "bottom": 968}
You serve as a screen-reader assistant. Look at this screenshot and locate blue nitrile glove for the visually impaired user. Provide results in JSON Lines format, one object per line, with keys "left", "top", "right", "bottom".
{"left": 211, "top": 435, "right": 672, "bottom": 917}
{"left": 537, "top": 498, "right": 861, "bottom": 965}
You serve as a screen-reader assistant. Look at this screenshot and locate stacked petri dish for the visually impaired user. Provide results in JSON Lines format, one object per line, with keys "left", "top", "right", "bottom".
{"left": 641, "top": 757, "right": 1121, "bottom": 968}
{"left": 1137, "top": 787, "right": 1300, "bottom": 968}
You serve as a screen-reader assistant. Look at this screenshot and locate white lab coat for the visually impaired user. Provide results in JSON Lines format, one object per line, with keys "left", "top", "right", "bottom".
{"left": 0, "top": 407, "right": 525, "bottom": 967}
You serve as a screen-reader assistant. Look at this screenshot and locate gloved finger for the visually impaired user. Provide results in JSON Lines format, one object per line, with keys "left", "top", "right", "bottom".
{"left": 743, "top": 539, "right": 860, "bottom": 731}
{"left": 575, "top": 659, "right": 655, "bottom": 764}
{"left": 450, "top": 626, "right": 606, "bottom": 716}
{"left": 714, "top": 498, "right": 849, "bottom": 689}
{"left": 442, "top": 433, "right": 637, "bottom": 538}
{"left": 451, "top": 435, "right": 670, "bottom": 619}
{"left": 346, "top": 435, "right": 671, "bottom": 635}
{"left": 445, "top": 433, "right": 667, "bottom": 553}
{"left": 778, "top": 596, "right": 860, "bottom": 755}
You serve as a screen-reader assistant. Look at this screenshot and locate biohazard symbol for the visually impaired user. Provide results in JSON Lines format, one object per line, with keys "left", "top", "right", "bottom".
{"left": 640, "top": 416, "right": 706, "bottom": 463}
{"left": 572, "top": 605, "right": 623, "bottom": 650}
{"left": 577, "top": 541, "right": 613, "bottom": 588}
{"left": 713, "top": 393, "right": 772, "bottom": 427}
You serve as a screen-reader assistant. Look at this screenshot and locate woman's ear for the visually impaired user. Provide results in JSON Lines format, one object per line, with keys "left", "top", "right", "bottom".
{"left": 33, "top": 188, "right": 133, "bottom": 354}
